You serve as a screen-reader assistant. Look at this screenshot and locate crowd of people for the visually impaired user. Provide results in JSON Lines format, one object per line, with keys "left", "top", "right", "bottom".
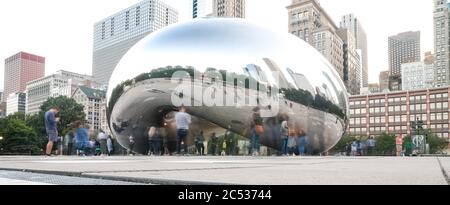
{"left": 344, "top": 137, "right": 377, "bottom": 156}
{"left": 43, "top": 105, "right": 310, "bottom": 157}
{"left": 44, "top": 106, "right": 115, "bottom": 156}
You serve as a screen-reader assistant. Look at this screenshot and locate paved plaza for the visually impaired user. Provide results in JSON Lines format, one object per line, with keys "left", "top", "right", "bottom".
{"left": 0, "top": 156, "right": 449, "bottom": 185}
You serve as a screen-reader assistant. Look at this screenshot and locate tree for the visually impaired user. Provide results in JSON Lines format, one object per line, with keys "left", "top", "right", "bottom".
{"left": 374, "top": 133, "right": 396, "bottom": 156}
{"left": 330, "top": 135, "right": 358, "bottom": 154}
{"left": 419, "top": 129, "right": 449, "bottom": 154}
{"left": 28, "top": 96, "right": 85, "bottom": 138}
{"left": 0, "top": 118, "right": 43, "bottom": 155}
{"left": 6, "top": 112, "right": 26, "bottom": 121}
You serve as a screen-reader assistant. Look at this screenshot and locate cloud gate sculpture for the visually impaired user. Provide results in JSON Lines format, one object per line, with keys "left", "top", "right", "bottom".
{"left": 107, "top": 18, "right": 349, "bottom": 155}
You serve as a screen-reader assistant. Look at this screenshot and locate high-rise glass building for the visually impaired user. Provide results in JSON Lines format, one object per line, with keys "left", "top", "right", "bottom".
{"left": 92, "top": 0, "right": 178, "bottom": 86}
{"left": 340, "top": 14, "right": 368, "bottom": 88}
{"left": 388, "top": 31, "right": 421, "bottom": 90}
{"left": 434, "top": 0, "right": 450, "bottom": 87}
{"left": 389, "top": 31, "right": 421, "bottom": 76}
{"left": 193, "top": 0, "right": 213, "bottom": 18}
{"left": 2, "top": 52, "right": 45, "bottom": 105}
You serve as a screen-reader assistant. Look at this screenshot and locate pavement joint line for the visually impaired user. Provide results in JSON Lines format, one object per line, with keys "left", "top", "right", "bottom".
{"left": 0, "top": 167, "right": 246, "bottom": 185}
{"left": 80, "top": 173, "right": 233, "bottom": 185}
{"left": 82, "top": 165, "right": 272, "bottom": 174}
{"left": 437, "top": 158, "right": 450, "bottom": 185}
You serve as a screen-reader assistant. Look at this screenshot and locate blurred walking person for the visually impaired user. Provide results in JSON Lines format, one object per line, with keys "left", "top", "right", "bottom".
{"left": 107, "top": 135, "right": 114, "bottom": 156}
{"left": 280, "top": 119, "right": 289, "bottom": 156}
{"left": 396, "top": 134, "right": 403, "bottom": 157}
{"left": 98, "top": 130, "right": 108, "bottom": 156}
{"left": 297, "top": 130, "right": 307, "bottom": 156}
{"left": 175, "top": 106, "right": 191, "bottom": 155}
{"left": 147, "top": 126, "right": 156, "bottom": 155}
{"left": 74, "top": 121, "right": 89, "bottom": 156}
{"left": 129, "top": 135, "right": 135, "bottom": 155}
{"left": 195, "top": 131, "right": 205, "bottom": 155}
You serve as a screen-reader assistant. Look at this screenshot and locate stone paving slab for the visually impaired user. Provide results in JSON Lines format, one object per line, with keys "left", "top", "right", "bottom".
{"left": 0, "top": 170, "right": 146, "bottom": 185}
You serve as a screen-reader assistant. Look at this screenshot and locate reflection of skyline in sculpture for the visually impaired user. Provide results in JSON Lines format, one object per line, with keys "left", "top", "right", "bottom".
{"left": 107, "top": 18, "right": 348, "bottom": 155}
{"left": 287, "top": 68, "right": 315, "bottom": 96}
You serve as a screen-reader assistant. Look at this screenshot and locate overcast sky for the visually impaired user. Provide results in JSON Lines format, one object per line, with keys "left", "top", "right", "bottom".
{"left": 0, "top": 0, "right": 434, "bottom": 90}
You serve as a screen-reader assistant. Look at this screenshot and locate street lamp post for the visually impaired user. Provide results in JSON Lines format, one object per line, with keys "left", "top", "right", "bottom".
{"left": 411, "top": 118, "right": 426, "bottom": 155}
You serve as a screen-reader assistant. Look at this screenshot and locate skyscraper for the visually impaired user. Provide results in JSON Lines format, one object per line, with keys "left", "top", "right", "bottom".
{"left": 213, "top": 0, "right": 245, "bottom": 18}
{"left": 287, "top": 0, "right": 344, "bottom": 83}
{"left": 340, "top": 14, "right": 368, "bottom": 87}
{"left": 3, "top": 52, "right": 45, "bottom": 105}
{"left": 388, "top": 31, "right": 421, "bottom": 90}
{"left": 337, "top": 28, "right": 362, "bottom": 95}
{"left": 193, "top": 0, "right": 213, "bottom": 18}
{"left": 434, "top": 0, "right": 450, "bottom": 87}
{"left": 92, "top": 0, "right": 178, "bottom": 86}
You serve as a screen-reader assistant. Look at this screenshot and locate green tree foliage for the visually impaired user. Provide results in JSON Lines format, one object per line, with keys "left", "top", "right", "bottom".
{"left": 330, "top": 135, "right": 358, "bottom": 154}
{"left": 280, "top": 88, "right": 346, "bottom": 119}
{"left": 419, "top": 129, "right": 449, "bottom": 154}
{"left": 374, "top": 133, "right": 396, "bottom": 156}
{"left": 29, "top": 96, "right": 85, "bottom": 138}
{"left": 6, "top": 112, "right": 26, "bottom": 121}
{"left": 0, "top": 118, "right": 43, "bottom": 155}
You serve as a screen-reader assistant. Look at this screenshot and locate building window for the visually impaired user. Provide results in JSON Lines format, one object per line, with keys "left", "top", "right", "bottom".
{"left": 136, "top": 6, "right": 141, "bottom": 26}
{"left": 101, "top": 22, "right": 106, "bottom": 40}
{"left": 110, "top": 18, "right": 115, "bottom": 36}
{"left": 125, "top": 11, "right": 130, "bottom": 30}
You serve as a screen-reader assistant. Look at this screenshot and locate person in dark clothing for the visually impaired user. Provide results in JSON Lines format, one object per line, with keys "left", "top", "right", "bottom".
{"left": 153, "top": 129, "right": 163, "bottom": 156}
{"left": 129, "top": 136, "right": 135, "bottom": 155}
{"left": 195, "top": 131, "right": 205, "bottom": 155}
{"left": 224, "top": 126, "right": 236, "bottom": 155}
{"left": 209, "top": 133, "right": 218, "bottom": 156}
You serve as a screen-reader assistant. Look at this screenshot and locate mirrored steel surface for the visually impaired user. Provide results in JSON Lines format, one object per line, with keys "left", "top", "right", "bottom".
{"left": 107, "top": 18, "right": 349, "bottom": 154}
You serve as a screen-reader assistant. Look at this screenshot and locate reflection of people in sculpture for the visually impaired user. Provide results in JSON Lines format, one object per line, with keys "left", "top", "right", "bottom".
{"left": 175, "top": 106, "right": 191, "bottom": 155}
